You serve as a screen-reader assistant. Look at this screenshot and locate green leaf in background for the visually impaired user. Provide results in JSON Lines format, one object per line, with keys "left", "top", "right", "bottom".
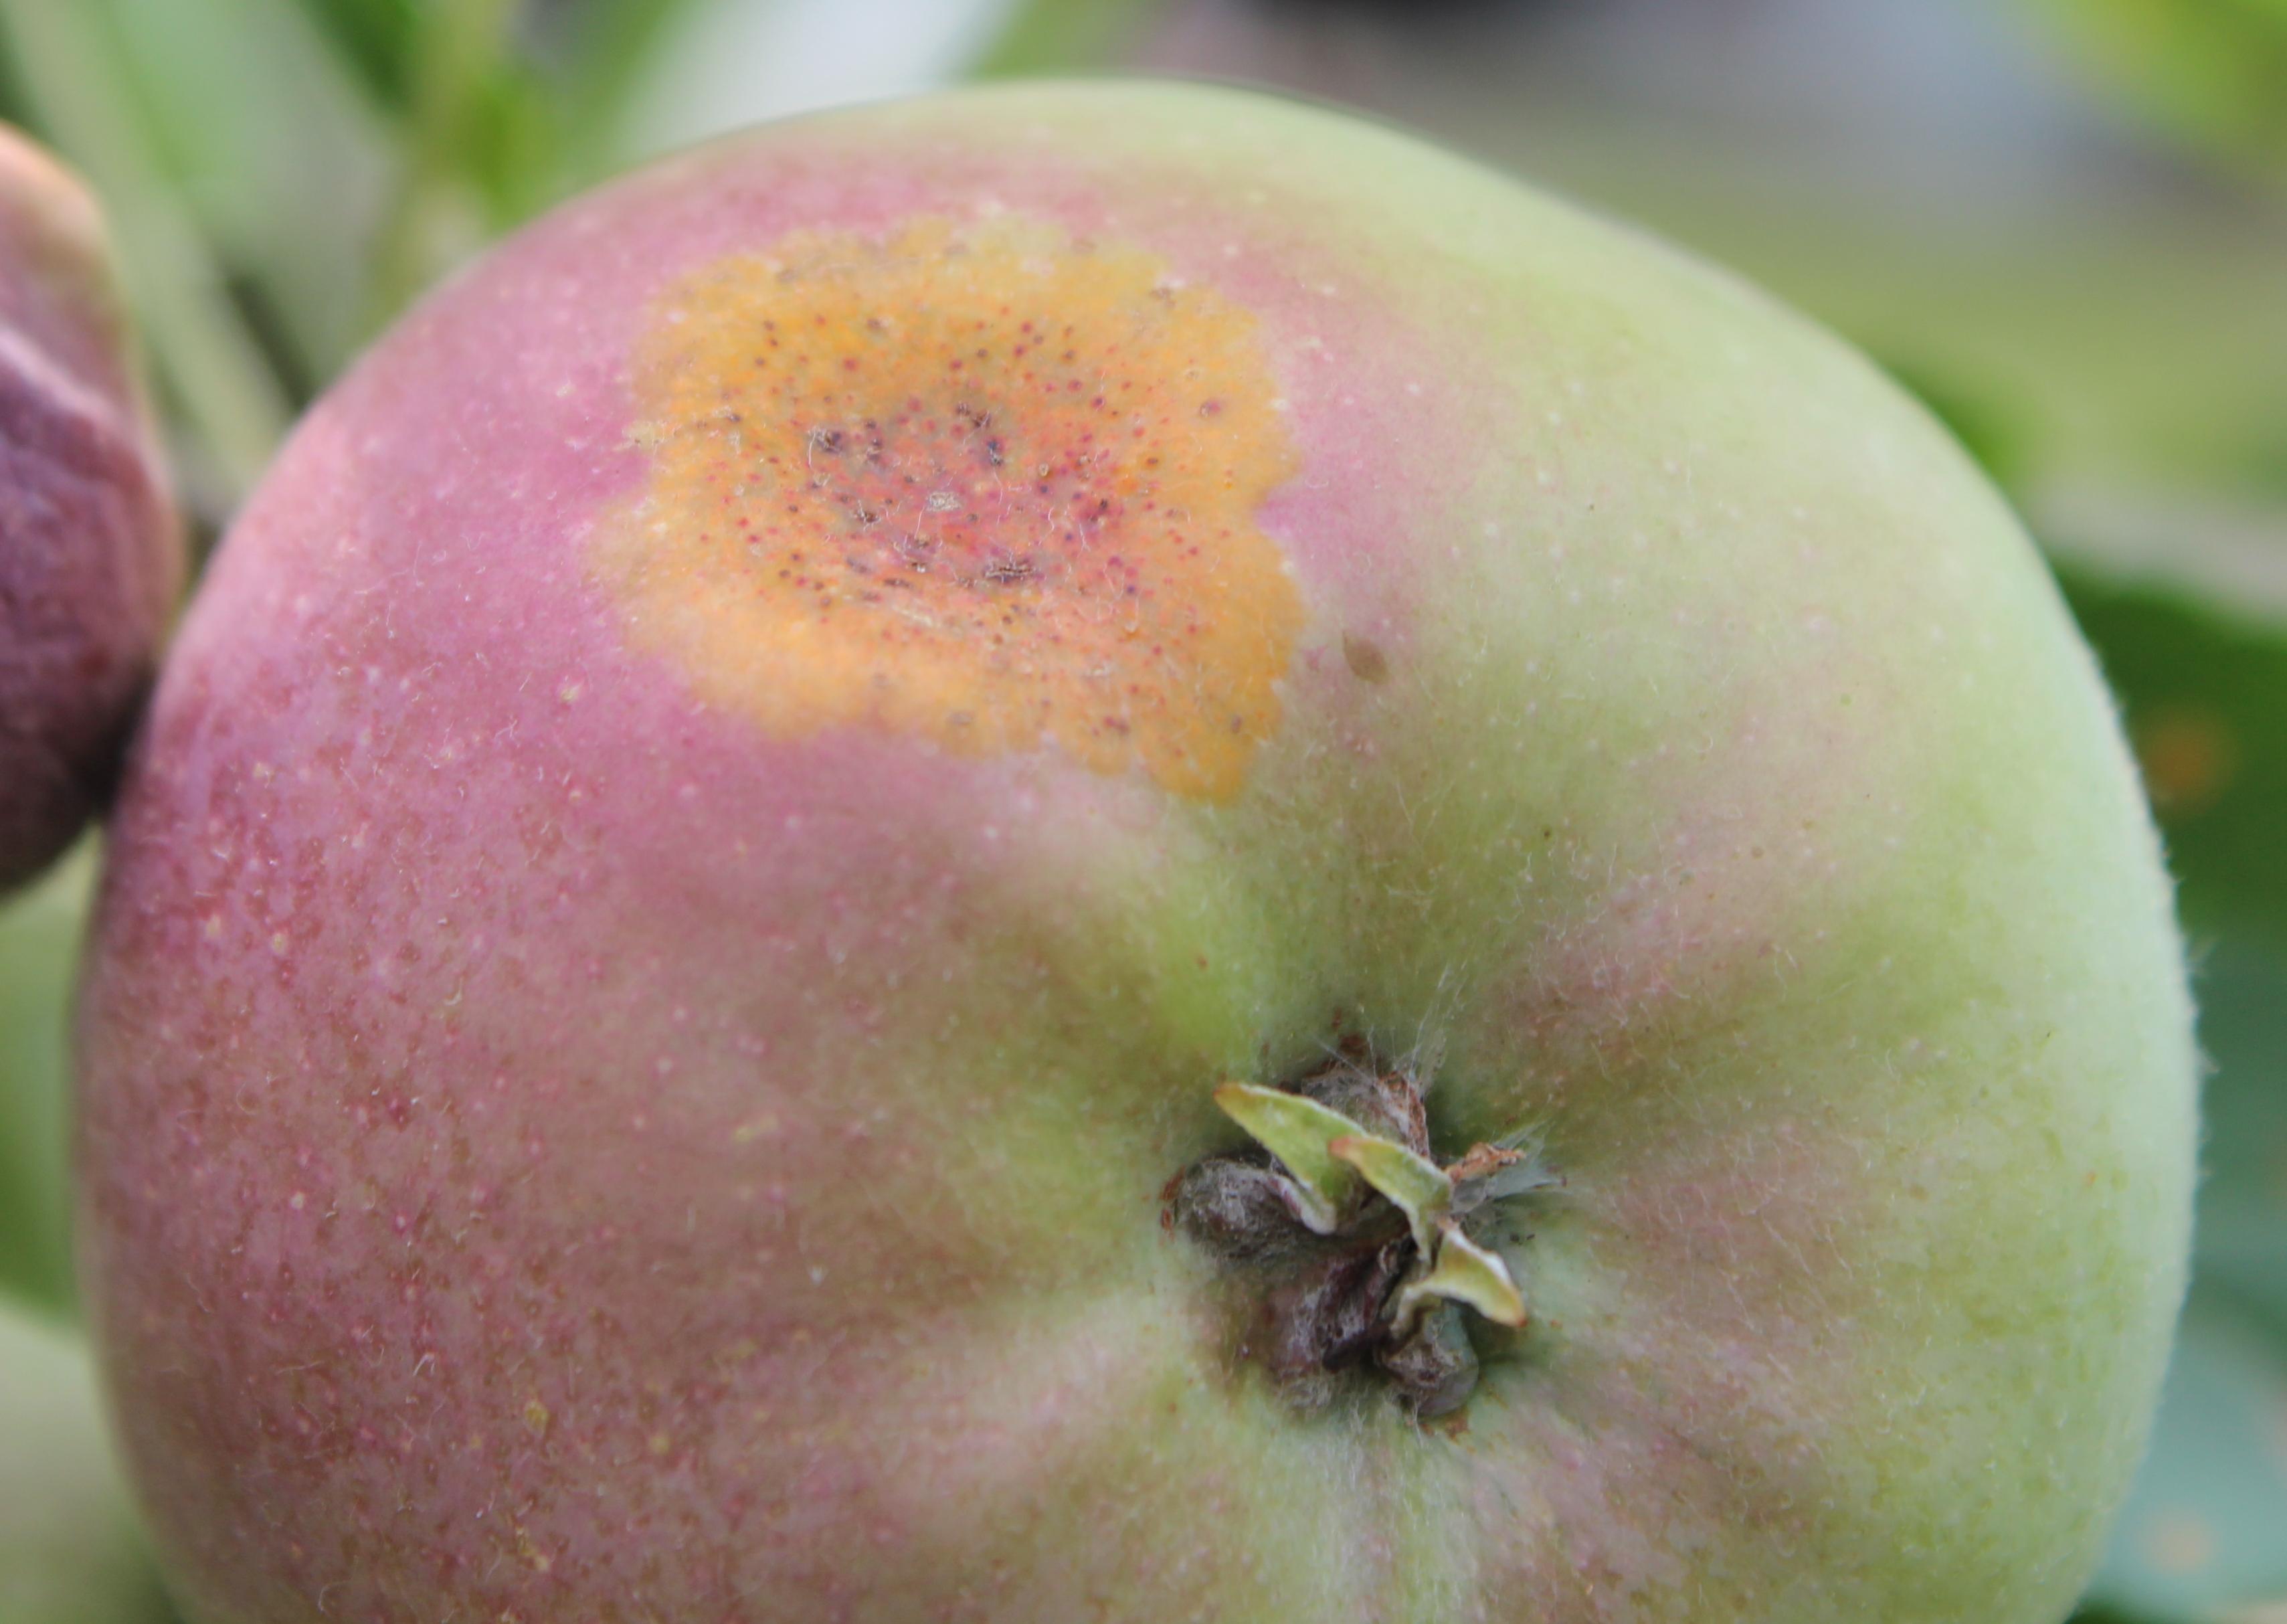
{"left": 355, "top": 0, "right": 551, "bottom": 333}
{"left": 2068, "top": 937, "right": 2287, "bottom": 1624}
{"left": 2060, "top": 567, "right": 2287, "bottom": 958}
{"left": 2088, "top": 1272, "right": 2287, "bottom": 1620}
{"left": 0, "top": 846, "right": 94, "bottom": 1316}
{"left": 2179, "top": 941, "right": 2287, "bottom": 1343}
{"left": 2049, "top": 542, "right": 2287, "bottom": 1624}
{"left": 0, "top": 0, "right": 302, "bottom": 507}
{"left": 283, "top": 0, "right": 420, "bottom": 110}
{"left": 0, "top": 1298, "right": 177, "bottom": 1623}
{"left": 104, "top": 0, "right": 396, "bottom": 389}
{"left": 972, "top": 0, "right": 1160, "bottom": 76}
{"left": 1392, "top": 17, "right": 2287, "bottom": 525}
{"left": 540, "top": 0, "right": 749, "bottom": 179}
{"left": 0, "top": 0, "right": 741, "bottom": 517}
{"left": 0, "top": 0, "right": 1206, "bottom": 521}
{"left": 2023, "top": 0, "right": 2287, "bottom": 185}
{"left": 1896, "top": 369, "right": 2287, "bottom": 1624}
{"left": 1886, "top": 361, "right": 2287, "bottom": 960}
{"left": 2079, "top": 914, "right": 2287, "bottom": 1623}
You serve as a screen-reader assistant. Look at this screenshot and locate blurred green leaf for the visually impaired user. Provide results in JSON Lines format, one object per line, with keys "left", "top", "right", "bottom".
{"left": 0, "top": 0, "right": 299, "bottom": 505}
{"left": 1430, "top": 79, "right": 2287, "bottom": 519}
{"left": 973, "top": 0, "right": 1160, "bottom": 74}
{"left": 105, "top": 0, "right": 396, "bottom": 389}
{"left": 2180, "top": 940, "right": 2287, "bottom": 1334}
{"left": 0, "top": 847, "right": 94, "bottom": 1317}
{"left": 2022, "top": 0, "right": 2287, "bottom": 185}
{"left": 285, "top": 0, "right": 421, "bottom": 109}
{"left": 0, "top": 0, "right": 737, "bottom": 514}
{"left": 2057, "top": 567, "right": 2287, "bottom": 956}
{"left": 2047, "top": 553, "right": 2287, "bottom": 1620}
{"left": 2084, "top": 932, "right": 2287, "bottom": 1621}
{"left": 1938, "top": 427, "right": 2287, "bottom": 1624}
{"left": 359, "top": 0, "right": 542, "bottom": 331}
{"left": 2090, "top": 1285, "right": 2287, "bottom": 1619}
{"left": 0, "top": 1299, "right": 178, "bottom": 1623}
{"left": 542, "top": 0, "right": 731, "bottom": 179}
{"left": 1880, "top": 356, "right": 2039, "bottom": 495}
{"left": 1896, "top": 358, "right": 2287, "bottom": 956}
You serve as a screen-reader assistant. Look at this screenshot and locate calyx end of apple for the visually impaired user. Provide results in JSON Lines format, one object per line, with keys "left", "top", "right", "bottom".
{"left": 1170, "top": 1047, "right": 1555, "bottom": 1419}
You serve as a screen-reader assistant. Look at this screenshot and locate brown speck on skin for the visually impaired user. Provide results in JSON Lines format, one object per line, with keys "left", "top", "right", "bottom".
{"left": 1342, "top": 632, "right": 1390, "bottom": 684}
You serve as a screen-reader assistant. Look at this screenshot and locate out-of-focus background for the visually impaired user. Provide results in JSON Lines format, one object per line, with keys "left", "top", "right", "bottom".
{"left": 1, "top": 1, "right": 2281, "bottom": 1619}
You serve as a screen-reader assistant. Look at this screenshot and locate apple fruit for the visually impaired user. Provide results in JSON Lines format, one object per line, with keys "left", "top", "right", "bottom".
{"left": 0, "top": 126, "right": 180, "bottom": 895}
{"left": 75, "top": 81, "right": 2195, "bottom": 1623}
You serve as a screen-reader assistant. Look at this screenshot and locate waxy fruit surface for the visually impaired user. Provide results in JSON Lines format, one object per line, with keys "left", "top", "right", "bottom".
{"left": 77, "top": 82, "right": 2195, "bottom": 1624}
{"left": 0, "top": 126, "right": 179, "bottom": 893}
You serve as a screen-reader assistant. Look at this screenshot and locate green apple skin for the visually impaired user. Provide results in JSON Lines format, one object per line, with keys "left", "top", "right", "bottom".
{"left": 0, "top": 125, "right": 180, "bottom": 894}
{"left": 76, "top": 82, "right": 2194, "bottom": 1624}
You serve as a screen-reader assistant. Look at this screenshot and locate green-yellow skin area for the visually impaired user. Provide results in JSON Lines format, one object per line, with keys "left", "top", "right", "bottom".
{"left": 74, "top": 83, "right": 2195, "bottom": 1623}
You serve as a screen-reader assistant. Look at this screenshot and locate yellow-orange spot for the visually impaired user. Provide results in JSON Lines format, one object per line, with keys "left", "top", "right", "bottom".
{"left": 594, "top": 217, "right": 1303, "bottom": 800}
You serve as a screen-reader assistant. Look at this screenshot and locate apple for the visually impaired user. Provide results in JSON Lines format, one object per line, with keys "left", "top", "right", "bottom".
{"left": 76, "top": 81, "right": 2195, "bottom": 1623}
{"left": 0, "top": 126, "right": 180, "bottom": 895}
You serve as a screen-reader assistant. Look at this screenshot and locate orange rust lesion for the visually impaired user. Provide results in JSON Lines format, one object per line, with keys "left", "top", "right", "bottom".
{"left": 591, "top": 215, "right": 1305, "bottom": 800}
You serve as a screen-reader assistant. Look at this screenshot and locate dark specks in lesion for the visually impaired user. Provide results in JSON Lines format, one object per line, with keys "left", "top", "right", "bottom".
{"left": 1342, "top": 632, "right": 1390, "bottom": 685}
{"left": 973, "top": 553, "right": 1036, "bottom": 588}
{"left": 954, "top": 403, "right": 1005, "bottom": 467}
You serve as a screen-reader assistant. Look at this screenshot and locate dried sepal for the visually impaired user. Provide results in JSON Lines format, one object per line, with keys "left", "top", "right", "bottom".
{"left": 1170, "top": 1158, "right": 1322, "bottom": 1265}
{"left": 1211, "top": 1083, "right": 1369, "bottom": 1232}
{"left": 1392, "top": 1220, "right": 1528, "bottom": 1336}
{"left": 1177, "top": 1053, "right": 1556, "bottom": 1419}
{"left": 1449, "top": 1132, "right": 1560, "bottom": 1216}
{"left": 1378, "top": 1301, "right": 1479, "bottom": 1418}
{"left": 1328, "top": 1133, "right": 1452, "bottom": 1253}
{"left": 1299, "top": 1062, "right": 1431, "bottom": 1156}
{"left": 1264, "top": 1243, "right": 1409, "bottom": 1405}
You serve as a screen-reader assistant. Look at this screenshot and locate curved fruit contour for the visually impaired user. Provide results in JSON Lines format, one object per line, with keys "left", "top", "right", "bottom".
{"left": 76, "top": 82, "right": 2194, "bottom": 1624}
{"left": 0, "top": 126, "right": 180, "bottom": 894}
